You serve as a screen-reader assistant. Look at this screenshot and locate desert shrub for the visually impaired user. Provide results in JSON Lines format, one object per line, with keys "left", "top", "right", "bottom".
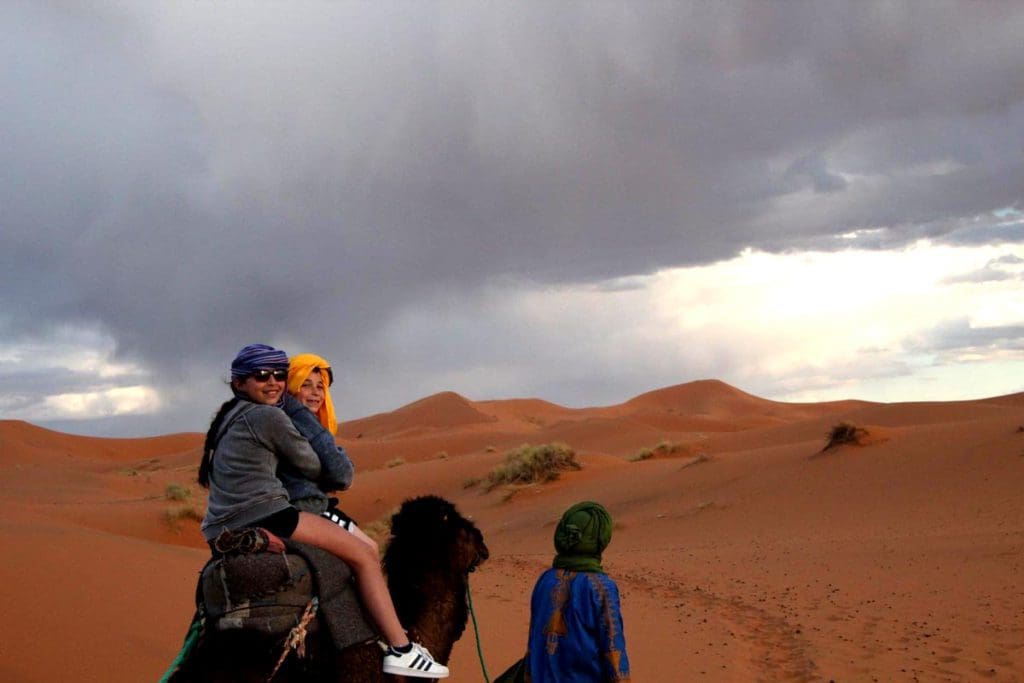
{"left": 823, "top": 422, "right": 868, "bottom": 450}
{"left": 164, "top": 504, "right": 203, "bottom": 531}
{"left": 386, "top": 457, "right": 406, "bottom": 468}
{"left": 165, "top": 483, "right": 192, "bottom": 501}
{"left": 631, "top": 439, "right": 682, "bottom": 462}
{"left": 165, "top": 504, "right": 202, "bottom": 522}
{"left": 484, "top": 445, "right": 497, "bottom": 453}
{"left": 629, "top": 447, "right": 654, "bottom": 462}
{"left": 655, "top": 439, "right": 679, "bottom": 455}
{"left": 483, "top": 442, "right": 580, "bottom": 491}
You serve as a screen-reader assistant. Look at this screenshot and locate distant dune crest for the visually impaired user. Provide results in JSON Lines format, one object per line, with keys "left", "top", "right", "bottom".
{"left": 343, "top": 390, "right": 498, "bottom": 438}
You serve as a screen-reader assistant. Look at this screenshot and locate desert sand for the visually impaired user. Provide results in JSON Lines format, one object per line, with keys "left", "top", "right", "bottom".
{"left": 1, "top": 379, "right": 1021, "bottom": 682}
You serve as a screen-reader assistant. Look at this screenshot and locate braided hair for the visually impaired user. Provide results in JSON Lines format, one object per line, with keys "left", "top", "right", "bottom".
{"left": 198, "top": 396, "right": 240, "bottom": 488}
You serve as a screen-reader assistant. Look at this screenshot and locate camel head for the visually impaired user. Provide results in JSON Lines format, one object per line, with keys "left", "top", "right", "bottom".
{"left": 384, "top": 495, "right": 489, "bottom": 577}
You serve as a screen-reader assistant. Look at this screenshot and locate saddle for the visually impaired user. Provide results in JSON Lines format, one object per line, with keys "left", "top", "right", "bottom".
{"left": 197, "top": 530, "right": 377, "bottom": 651}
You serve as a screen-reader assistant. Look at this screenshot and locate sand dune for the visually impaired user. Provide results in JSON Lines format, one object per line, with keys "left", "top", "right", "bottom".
{"left": 343, "top": 391, "right": 498, "bottom": 438}
{"left": 1, "top": 380, "right": 1022, "bottom": 681}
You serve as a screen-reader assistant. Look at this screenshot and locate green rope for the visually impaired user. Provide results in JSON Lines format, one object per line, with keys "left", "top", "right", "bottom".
{"left": 158, "top": 611, "right": 204, "bottom": 683}
{"left": 466, "top": 578, "right": 491, "bottom": 683}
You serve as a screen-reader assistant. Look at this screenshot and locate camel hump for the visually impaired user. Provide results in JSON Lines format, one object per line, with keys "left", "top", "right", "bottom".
{"left": 197, "top": 539, "right": 375, "bottom": 650}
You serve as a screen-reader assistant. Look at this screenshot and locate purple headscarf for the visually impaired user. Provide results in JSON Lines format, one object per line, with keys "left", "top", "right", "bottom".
{"left": 230, "top": 343, "right": 289, "bottom": 380}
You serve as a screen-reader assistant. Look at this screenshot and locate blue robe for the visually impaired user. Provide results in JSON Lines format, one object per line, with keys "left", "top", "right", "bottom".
{"left": 526, "top": 568, "right": 630, "bottom": 682}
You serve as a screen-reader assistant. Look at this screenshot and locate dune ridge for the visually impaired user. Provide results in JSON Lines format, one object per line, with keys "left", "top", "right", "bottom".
{"left": 1, "top": 379, "right": 1022, "bottom": 682}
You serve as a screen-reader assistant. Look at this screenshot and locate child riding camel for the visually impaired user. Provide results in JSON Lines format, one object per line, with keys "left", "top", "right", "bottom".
{"left": 278, "top": 352, "right": 377, "bottom": 551}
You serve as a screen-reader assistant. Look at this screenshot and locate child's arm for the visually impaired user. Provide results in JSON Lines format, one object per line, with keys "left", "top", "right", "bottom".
{"left": 283, "top": 394, "right": 355, "bottom": 491}
{"left": 257, "top": 406, "right": 322, "bottom": 481}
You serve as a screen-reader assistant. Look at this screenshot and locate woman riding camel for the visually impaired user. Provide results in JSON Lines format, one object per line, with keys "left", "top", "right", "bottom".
{"left": 198, "top": 343, "right": 449, "bottom": 679}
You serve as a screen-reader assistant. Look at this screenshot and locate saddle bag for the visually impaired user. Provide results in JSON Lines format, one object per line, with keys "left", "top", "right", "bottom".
{"left": 200, "top": 551, "right": 317, "bottom": 635}
{"left": 195, "top": 540, "right": 377, "bottom": 651}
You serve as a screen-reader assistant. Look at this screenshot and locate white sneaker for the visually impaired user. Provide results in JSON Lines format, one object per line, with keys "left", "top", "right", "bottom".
{"left": 382, "top": 642, "right": 449, "bottom": 679}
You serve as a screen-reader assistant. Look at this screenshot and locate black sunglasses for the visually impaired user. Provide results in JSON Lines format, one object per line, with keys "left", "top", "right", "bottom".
{"left": 249, "top": 368, "right": 288, "bottom": 383}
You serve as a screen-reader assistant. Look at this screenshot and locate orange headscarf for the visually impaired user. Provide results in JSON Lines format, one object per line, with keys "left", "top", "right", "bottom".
{"left": 287, "top": 353, "right": 338, "bottom": 435}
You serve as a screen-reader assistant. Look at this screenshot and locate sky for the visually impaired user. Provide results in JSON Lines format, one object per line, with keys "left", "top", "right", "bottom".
{"left": 2, "top": 1, "right": 1023, "bottom": 437}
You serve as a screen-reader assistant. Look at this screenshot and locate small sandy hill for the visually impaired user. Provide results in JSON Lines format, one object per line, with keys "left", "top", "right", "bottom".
{"left": 837, "top": 396, "right": 1024, "bottom": 428}
{"left": 623, "top": 379, "right": 768, "bottom": 411}
{"left": 620, "top": 379, "right": 868, "bottom": 422}
{"left": 340, "top": 391, "right": 497, "bottom": 439}
{"left": 0, "top": 419, "right": 199, "bottom": 464}
{"left": 475, "top": 397, "right": 582, "bottom": 426}
{"left": 980, "top": 390, "right": 1024, "bottom": 408}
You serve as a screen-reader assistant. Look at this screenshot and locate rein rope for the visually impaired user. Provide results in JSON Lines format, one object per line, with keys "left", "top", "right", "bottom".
{"left": 466, "top": 576, "right": 491, "bottom": 683}
{"left": 158, "top": 610, "right": 205, "bottom": 683}
{"left": 268, "top": 597, "right": 319, "bottom": 681}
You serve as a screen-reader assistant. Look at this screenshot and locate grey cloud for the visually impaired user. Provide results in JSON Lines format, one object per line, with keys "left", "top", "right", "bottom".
{"left": 936, "top": 219, "right": 1024, "bottom": 248}
{"left": 765, "top": 353, "right": 916, "bottom": 400}
{"left": 942, "top": 269, "right": 1012, "bottom": 285}
{"left": 3, "top": 1, "right": 1024, "bottom": 434}
{"left": 989, "top": 254, "right": 1024, "bottom": 266}
{"left": 909, "top": 319, "right": 1024, "bottom": 354}
{"left": 941, "top": 252, "right": 1024, "bottom": 284}
{"left": 784, "top": 154, "right": 848, "bottom": 195}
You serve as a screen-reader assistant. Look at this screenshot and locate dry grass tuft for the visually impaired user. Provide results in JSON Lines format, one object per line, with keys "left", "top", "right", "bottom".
{"left": 629, "top": 447, "right": 654, "bottom": 462}
{"left": 823, "top": 422, "right": 869, "bottom": 451}
{"left": 164, "top": 503, "right": 203, "bottom": 531}
{"left": 165, "top": 483, "right": 192, "bottom": 501}
{"left": 631, "top": 439, "right": 684, "bottom": 462}
{"left": 655, "top": 439, "right": 679, "bottom": 455}
{"left": 482, "top": 442, "right": 580, "bottom": 491}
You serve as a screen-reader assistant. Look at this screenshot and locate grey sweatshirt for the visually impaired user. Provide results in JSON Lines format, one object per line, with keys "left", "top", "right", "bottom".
{"left": 201, "top": 400, "right": 321, "bottom": 542}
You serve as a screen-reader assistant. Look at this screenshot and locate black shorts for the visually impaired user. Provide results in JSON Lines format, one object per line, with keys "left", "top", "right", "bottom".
{"left": 254, "top": 506, "right": 300, "bottom": 538}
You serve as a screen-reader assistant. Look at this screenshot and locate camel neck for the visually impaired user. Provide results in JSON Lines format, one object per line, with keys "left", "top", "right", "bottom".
{"left": 403, "top": 573, "right": 469, "bottom": 663}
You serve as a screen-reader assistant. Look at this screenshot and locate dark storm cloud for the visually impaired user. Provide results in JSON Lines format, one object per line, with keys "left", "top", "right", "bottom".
{"left": 784, "top": 154, "right": 849, "bottom": 195}
{"left": 3, "top": 1, "right": 1024, "bottom": 434}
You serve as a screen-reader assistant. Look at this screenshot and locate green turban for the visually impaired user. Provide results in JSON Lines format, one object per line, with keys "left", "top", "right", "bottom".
{"left": 552, "top": 501, "right": 613, "bottom": 573}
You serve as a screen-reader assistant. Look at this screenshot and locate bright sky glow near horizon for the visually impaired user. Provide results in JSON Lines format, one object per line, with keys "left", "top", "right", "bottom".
{"left": 2, "top": 2, "right": 1023, "bottom": 437}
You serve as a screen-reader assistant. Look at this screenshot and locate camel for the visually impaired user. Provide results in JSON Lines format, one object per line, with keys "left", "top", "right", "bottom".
{"left": 166, "top": 495, "right": 489, "bottom": 682}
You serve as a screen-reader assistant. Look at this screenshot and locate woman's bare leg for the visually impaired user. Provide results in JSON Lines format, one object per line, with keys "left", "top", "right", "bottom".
{"left": 291, "top": 512, "right": 408, "bottom": 646}
{"left": 348, "top": 523, "right": 380, "bottom": 555}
